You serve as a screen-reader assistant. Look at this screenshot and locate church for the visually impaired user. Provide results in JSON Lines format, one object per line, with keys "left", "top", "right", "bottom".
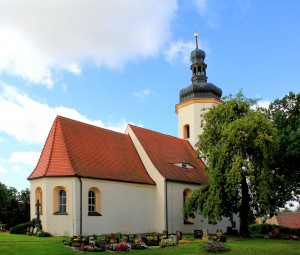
{"left": 28, "top": 34, "right": 239, "bottom": 236}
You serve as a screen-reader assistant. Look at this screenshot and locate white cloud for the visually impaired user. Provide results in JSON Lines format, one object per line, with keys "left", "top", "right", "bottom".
{"left": 133, "top": 89, "right": 151, "bottom": 100}
{"left": 192, "top": 0, "right": 220, "bottom": 28}
{"left": 9, "top": 151, "right": 40, "bottom": 167}
{"left": 193, "top": 0, "right": 208, "bottom": 15}
{"left": 0, "top": 165, "right": 7, "bottom": 175}
{"left": 164, "top": 40, "right": 194, "bottom": 64}
{"left": 0, "top": 81, "right": 137, "bottom": 145}
{"left": 0, "top": 0, "right": 177, "bottom": 87}
{"left": 164, "top": 39, "right": 209, "bottom": 64}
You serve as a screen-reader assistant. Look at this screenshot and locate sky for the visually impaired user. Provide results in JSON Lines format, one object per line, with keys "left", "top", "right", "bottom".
{"left": 0, "top": 0, "right": 299, "bottom": 192}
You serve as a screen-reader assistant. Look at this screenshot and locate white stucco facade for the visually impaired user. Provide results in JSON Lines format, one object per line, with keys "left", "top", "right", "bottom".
{"left": 176, "top": 98, "right": 222, "bottom": 148}
{"left": 30, "top": 176, "right": 239, "bottom": 236}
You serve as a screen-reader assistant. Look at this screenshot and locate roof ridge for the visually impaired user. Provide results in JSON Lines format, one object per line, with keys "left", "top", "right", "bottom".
{"left": 56, "top": 116, "right": 79, "bottom": 176}
{"left": 57, "top": 115, "right": 126, "bottom": 136}
{"left": 43, "top": 117, "right": 58, "bottom": 177}
{"left": 128, "top": 124, "right": 188, "bottom": 142}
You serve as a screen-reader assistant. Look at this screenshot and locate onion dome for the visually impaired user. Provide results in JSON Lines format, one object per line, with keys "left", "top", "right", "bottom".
{"left": 179, "top": 33, "right": 222, "bottom": 103}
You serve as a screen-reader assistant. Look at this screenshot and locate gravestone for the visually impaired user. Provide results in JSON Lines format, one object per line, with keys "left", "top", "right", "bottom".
{"left": 176, "top": 231, "right": 182, "bottom": 240}
{"left": 172, "top": 235, "right": 178, "bottom": 245}
{"left": 33, "top": 227, "right": 38, "bottom": 235}
{"left": 194, "top": 229, "right": 203, "bottom": 239}
{"left": 99, "top": 240, "right": 106, "bottom": 250}
{"left": 203, "top": 229, "right": 208, "bottom": 236}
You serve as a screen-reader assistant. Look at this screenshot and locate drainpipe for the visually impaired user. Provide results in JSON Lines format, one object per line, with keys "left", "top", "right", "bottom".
{"left": 165, "top": 180, "right": 168, "bottom": 235}
{"left": 79, "top": 177, "right": 82, "bottom": 235}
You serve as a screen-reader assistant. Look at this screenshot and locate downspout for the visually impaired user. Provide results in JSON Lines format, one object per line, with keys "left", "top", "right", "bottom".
{"left": 165, "top": 180, "right": 168, "bottom": 235}
{"left": 79, "top": 177, "right": 82, "bottom": 236}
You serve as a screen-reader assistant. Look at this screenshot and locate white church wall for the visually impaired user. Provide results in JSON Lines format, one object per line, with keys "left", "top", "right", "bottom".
{"left": 126, "top": 126, "right": 167, "bottom": 233}
{"left": 30, "top": 177, "right": 80, "bottom": 236}
{"left": 166, "top": 181, "right": 240, "bottom": 235}
{"left": 177, "top": 99, "right": 221, "bottom": 148}
{"left": 81, "top": 178, "right": 157, "bottom": 235}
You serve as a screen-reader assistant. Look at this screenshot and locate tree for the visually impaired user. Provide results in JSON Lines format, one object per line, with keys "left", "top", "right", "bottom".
{"left": 0, "top": 182, "right": 30, "bottom": 229}
{"left": 268, "top": 92, "right": 300, "bottom": 201}
{"left": 184, "top": 92, "right": 280, "bottom": 237}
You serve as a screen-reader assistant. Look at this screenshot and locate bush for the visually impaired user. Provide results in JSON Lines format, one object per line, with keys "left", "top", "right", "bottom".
{"left": 10, "top": 221, "right": 34, "bottom": 234}
{"left": 36, "top": 231, "right": 52, "bottom": 237}
{"left": 249, "top": 223, "right": 300, "bottom": 237}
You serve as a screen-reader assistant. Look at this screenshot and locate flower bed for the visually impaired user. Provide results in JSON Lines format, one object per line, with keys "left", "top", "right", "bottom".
{"left": 63, "top": 232, "right": 181, "bottom": 252}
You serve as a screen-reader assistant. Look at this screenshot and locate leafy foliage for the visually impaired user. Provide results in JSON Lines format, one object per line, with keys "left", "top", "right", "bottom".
{"left": 10, "top": 221, "right": 35, "bottom": 234}
{"left": 268, "top": 92, "right": 300, "bottom": 201}
{"left": 0, "top": 182, "right": 30, "bottom": 229}
{"left": 185, "top": 92, "right": 280, "bottom": 237}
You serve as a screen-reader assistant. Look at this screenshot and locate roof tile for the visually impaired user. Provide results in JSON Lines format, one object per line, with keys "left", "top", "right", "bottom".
{"left": 129, "top": 125, "right": 207, "bottom": 184}
{"left": 28, "top": 116, "right": 155, "bottom": 185}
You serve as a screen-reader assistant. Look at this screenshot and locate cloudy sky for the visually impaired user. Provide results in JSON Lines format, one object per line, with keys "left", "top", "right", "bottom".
{"left": 0, "top": 0, "right": 299, "bottom": 191}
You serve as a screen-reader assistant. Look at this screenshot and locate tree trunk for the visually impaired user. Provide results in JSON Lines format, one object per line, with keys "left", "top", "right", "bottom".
{"left": 239, "top": 176, "right": 250, "bottom": 237}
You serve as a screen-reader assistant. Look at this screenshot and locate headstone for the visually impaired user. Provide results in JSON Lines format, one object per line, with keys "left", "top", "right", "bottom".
{"left": 176, "top": 231, "right": 182, "bottom": 240}
{"left": 203, "top": 229, "right": 208, "bottom": 236}
{"left": 163, "top": 230, "right": 168, "bottom": 238}
{"left": 153, "top": 233, "right": 160, "bottom": 243}
{"left": 204, "top": 241, "right": 229, "bottom": 253}
{"left": 105, "top": 236, "right": 110, "bottom": 243}
{"left": 194, "top": 229, "right": 203, "bottom": 239}
{"left": 123, "top": 236, "right": 129, "bottom": 243}
{"left": 30, "top": 226, "right": 34, "bottom": 234}
{"left": 33, "top": 227, "right": 38, "bottom": 235}
{"left": 99, "top": 240, "right": 106, "bottom": 250}
{"left": 172, "top": 235, "right": 178, "bottom": 245}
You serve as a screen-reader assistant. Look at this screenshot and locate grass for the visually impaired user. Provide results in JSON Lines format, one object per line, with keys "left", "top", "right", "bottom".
{"left": 0, "top": 233, "right": 299, "bottom": 255}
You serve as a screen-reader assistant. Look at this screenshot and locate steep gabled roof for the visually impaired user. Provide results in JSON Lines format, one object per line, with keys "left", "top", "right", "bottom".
{"left": 28, "top": 116, "right": 155, "bottom": 185}
{"left": 129, "top": 125, "right": 207, "bottom": 185}
{"left": 276, "top": 212, "right": 300, "bottom": 229}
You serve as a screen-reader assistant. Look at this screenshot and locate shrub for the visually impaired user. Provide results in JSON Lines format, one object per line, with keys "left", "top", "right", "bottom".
{"left": 10, "top": 221, "right": 35, "bottom": 234}
{"left": 36, "top": 231, "right": 52, "bottom": 237}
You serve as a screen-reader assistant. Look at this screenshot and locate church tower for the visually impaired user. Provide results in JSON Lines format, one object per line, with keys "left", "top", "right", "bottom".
{"left": 176, "top": 33, "right": 223, "bottom": 148}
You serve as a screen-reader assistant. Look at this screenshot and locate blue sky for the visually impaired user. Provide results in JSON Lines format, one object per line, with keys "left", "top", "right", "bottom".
{"left": 0, "top": 0, "right": 299, "bottom": 192}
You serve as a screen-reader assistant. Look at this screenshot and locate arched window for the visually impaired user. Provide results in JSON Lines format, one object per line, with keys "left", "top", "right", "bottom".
{"left": 59, "top": 190, "right": 67, "bottom": 213}
{"left": 53, "top": 186, "right": 67, "bottom": 215}
{"left": 88, "top": 188, "right": 102, "bottom": 216}
{"left": 88, "top": 190, "right": 95, "bottom": 213}
{"left": 183, "top": 189, "right": 194, "bottom": 224}
{"left": 183, "top": 124, "right": 190, "bottom": 139}
{"left": 35, "top": 187, "right": 43, "bottom": 214}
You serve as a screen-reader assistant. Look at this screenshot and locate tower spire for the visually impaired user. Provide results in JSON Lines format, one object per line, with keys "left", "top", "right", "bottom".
{"left": 194, "top": 32, "right": 199, "bottom": 49}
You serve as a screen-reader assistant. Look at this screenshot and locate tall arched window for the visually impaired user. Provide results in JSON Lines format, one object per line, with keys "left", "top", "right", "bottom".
{"left": 59, "top": 190, "right": 66, "bottom": 213}
{"left": 88, "top": 188, "right": 102, "bottom": 216}
{"left": 183, "top": 189, "right": 194, "bottom": 224}
{"left": 88, "top": 190, "right": 95, "bottom": 213}
{"left": 183, "top": 124, "right": 190, "bottom": 139}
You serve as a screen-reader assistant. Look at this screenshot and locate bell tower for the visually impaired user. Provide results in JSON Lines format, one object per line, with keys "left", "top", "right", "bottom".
{"left": 176, "top": 33, "right": 223, "bottom": 148}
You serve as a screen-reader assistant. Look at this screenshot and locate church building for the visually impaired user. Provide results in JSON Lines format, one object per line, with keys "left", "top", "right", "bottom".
{"left": 28, "top": 34, "right": 239, "bottom": 236}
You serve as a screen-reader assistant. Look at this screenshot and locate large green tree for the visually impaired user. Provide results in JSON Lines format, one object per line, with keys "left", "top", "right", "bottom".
{"left": 268, "top": 92, "right": 300, "bottom": 201}
{"left": 0, "top": 182, "right": 30, "bottom": 229}
{"left": 185, "top": 92, "right": 281, "bottom": 237}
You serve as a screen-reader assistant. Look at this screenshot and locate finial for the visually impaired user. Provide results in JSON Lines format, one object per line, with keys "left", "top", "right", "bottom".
{"left": 194, "top": 32, "right": 199, "bottom": 49}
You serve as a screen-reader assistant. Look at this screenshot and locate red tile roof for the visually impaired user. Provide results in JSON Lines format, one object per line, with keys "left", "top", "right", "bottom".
{"left": 129, "top": 125, "right": 207, "bottom": 185}
{"left": 28, "top": 116, "right": 155, "bottom": 185}
{"left": 276, "top": 212, "right": 300, "bottom": 229}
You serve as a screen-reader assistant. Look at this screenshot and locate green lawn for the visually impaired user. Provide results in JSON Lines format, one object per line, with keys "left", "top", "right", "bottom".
{"left": 0, "top": 233, "right": 299, "bottom": 255}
